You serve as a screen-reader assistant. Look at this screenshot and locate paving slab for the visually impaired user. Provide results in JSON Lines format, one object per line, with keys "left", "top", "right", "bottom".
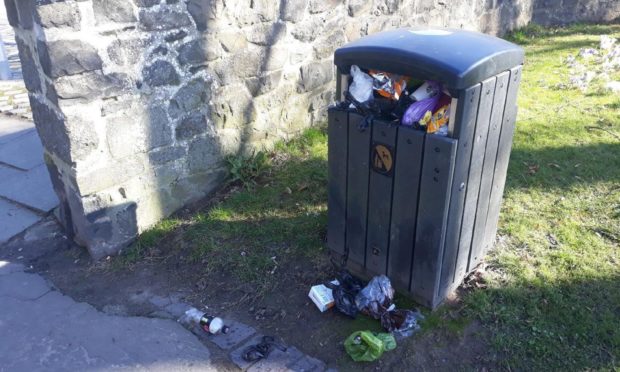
{"left": 208, "top": 319, "right": 256, "bottom": 350}
{"left": 230, "top": 334, "right": 267, "bottom": 371}
{"left": 247, "top": 346, "right": 305, "bottom": 372}
{"left": 0, "top": 163, "right": 21, "bottom": 180}
{"left": 0, "top": 266, "right": 217, "bottom": 371}
{"left": 0, "top": 129, "right": 44, "bottom": 170}
{"left": 287, "top": 354, "right": 327, "bottom": 372}
{"left": 0, "top": 116, "right": 35, "bottom": 145}
{"left": 0, "top": 198, "right": 41, "bottom": 244}
{"left": 0, "top": 163, "right": 58, "bottom": 213}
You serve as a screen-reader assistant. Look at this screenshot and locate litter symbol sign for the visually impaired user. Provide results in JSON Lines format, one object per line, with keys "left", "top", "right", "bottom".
{"left": 371, "top": 143, "right": 394, "bottom": 176}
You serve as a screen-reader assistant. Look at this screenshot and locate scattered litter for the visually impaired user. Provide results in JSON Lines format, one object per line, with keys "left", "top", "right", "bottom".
{"left": 605, "top": 81, "right": 620, "bottom": 93}
{"left": 242, "top": 336, "right": 287, "bottom": 362}
{"left": 355, "top": 275, "right": 395, "bottom": 319}
{"left": 181, "top": 307, "right": 230, "bottom": 335}
{"left": 308, "top": 280, "right": 339, "bottom": 312}
{"left": 370, "top": 70, "right": 408, "bottom": 100}
{"left": 349, "top": 65, "right": 374, "bottom": 105}
{"left": 344, "top": 331, "right": 396, "bottom": 362}
{"left": 380, "top": 309, "right": 425, "bottom": 338}
{"left": 326, "top": 270, "right": 365, "bottom": 318}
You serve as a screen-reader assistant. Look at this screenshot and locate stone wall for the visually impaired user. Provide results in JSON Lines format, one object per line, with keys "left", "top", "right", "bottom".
{"left": 4, "top": 0, "right": 619, "bottom": 259}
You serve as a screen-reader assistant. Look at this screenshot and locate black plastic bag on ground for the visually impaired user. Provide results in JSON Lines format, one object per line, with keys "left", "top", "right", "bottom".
{"left": 380, "top": 309, "right": 425, "bottom": 339}
{"left": 326, "top": 270, "right": 365, "bottom": 318}
{"left": 355, "top": 275, "right": 395, "bottom": 319}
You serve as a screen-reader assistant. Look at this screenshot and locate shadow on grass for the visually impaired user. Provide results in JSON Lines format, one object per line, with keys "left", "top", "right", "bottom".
{"left": 463, "top": 273, "right": 620, "bottom": 370}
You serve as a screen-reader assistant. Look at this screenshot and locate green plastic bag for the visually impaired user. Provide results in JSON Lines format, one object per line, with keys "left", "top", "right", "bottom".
{"left": 344, "top": 331, "right": 397, "bottom": 362}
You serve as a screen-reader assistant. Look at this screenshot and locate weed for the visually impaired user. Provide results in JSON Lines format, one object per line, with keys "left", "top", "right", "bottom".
{"left": 225, "top": 151, "right": 270, "bottom": 188}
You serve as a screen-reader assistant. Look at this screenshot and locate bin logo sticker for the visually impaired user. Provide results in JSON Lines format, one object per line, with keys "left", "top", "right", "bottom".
{"left": 371, "top": 143, "right": 394, "bottom": 176}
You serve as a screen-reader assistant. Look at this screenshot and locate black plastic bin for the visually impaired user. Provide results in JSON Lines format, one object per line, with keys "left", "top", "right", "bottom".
{"left": 327, "top": 28, "right": 525, "bottom": 308}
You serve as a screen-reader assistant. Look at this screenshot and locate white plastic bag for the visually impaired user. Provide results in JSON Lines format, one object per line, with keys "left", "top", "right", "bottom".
{"left": 349, "top": 65, "right": 374, "bottom": 105}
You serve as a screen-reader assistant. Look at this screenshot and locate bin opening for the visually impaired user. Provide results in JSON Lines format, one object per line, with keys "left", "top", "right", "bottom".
{"left": 336, "top": 65, "right": 458, "bottom": 137}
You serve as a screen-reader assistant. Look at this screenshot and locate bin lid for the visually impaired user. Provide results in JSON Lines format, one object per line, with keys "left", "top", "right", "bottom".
{"left": 334, "top": 28, "right": 525, "bottom": 90}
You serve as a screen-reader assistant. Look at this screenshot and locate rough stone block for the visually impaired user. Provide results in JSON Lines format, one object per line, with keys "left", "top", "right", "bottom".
{"left": 309, "top": 0, "right": 339, "bottom": 14}
{"left": 168, "top": 78, "right": 210, "bottom": 119}
{"left": 76, "top": 158, "right": 145, "bottom": 196}
{"left": 14, "top": 37, "right": 41, "bottom": 93}
{"left": 29, "top": 97, "right": 71, "bottom": 164}
{"left": 281, "top": 0, "right": 308, "bottom": 22}
{"left": 15, "top": 0, "right": 35, "bottom": 29}
{"left": 298, "top": 61, "right": 333, "bottom": 92}
{"left": 219, "top": 29, "right": 247, "bottom": 52}
{"left": 38, "top": 40, "right": 102, "bottom": 78}
{"left": 176, "top": 113, "right": 207, "bottom": 140}
{"left": 164, "top": 30, "right": 188, "bottom": 42}
{"left": 211, "top": 84, "right": 255, "bottom": 129}
{"left": 246, "top": 22, "right": 287, "bottom": 46}
{"left": 186, "top": 0, "right": 217, "bottom": 31}
{"left": 246, "top": 70, "right": 283, "bottom": 97}
{"left": 93, "top": 0, "right": 137, "bottom": 23}
{"left": 134, "top": 0, "right": 160, "bottom": 7}
{"left": 207, "top": 320, "right": 256, "bottom": 350}
{"left": 139, "top": 8, "right": 192, "bottom": 31}
{"left": 148, "top": 146, "right": 186, "bottom": 164}
{"left": 147, "top": 106, "right": 174, "bottom": 149}
{"left": 348, "top": 0, "right": 373, "bottom": 16}
{"left": 36, "top": 2, "right": 81, "bottom": 29}
{"left": 313, "top": 30, "right": 345, "bottom": 59}
{"left": 177, "top": 37, "right": 219, "bottom": 66}
{"left": 106, "top": 116, "right": 146, "bottom": 159}
{"left": 143, "top": 60, "right": 180, "bottom": 87}
{"left": 187, "top": 136, "right": 221, "bottom": 173}
{"left": 107, "top": 38, "right": 146, "bottom": 66}
{"left": 54, "top": 72, "right": 129, "bottom": 101}
{"left": 4, "top": 0, "right": 18, "bottom": 27}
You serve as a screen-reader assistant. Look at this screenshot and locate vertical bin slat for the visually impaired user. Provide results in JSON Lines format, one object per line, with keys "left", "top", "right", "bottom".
{"left": 327, "top": 108, "right": 349, "bottom": 255}
{"left": 466, "top": 71, "right": 511, "bottom": 274}
{"left": 437, "top": 84, "right": 481, "bottom": 297}
{"left": 345, "top": 113, "right": 372, "bottom": 266}
{"left": 411, "top": 135, "right": 457, "bottom": 307}
{"left": 481, "top": 66, "right": 522, "bottom": 261}
{"left": 453, "top": 77, "right": 497, "bottom": 278}
{"left": 365, "top": 120, "right": 398, "bottom": 275}
{"left": 388, "top": 127, "right": 425, "bottom": 291}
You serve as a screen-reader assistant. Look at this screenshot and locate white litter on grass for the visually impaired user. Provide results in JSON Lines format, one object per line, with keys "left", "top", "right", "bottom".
{"left": 605, "top": 81, "right": 620, "bottom": 93}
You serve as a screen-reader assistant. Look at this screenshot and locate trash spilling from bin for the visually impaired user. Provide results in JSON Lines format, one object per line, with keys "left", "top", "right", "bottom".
{"left": 181, "top": 307, "right": 230, "bottom": 335}
{"left": 343, "top": 64, "right": 451, "bottom": 136}
{"left": 309, "top": 272, "right": 425, "bottom": 362}
{"left": 344, "top": 330, "right": 397, "bottom": 362}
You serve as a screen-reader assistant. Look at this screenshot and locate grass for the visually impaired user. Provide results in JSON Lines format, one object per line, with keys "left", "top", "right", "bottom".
{"left": 462, "top": 23, "right": 620, "bottom": 370}
{"left": 122, "top": 23, "right": 620, "bottom": 370}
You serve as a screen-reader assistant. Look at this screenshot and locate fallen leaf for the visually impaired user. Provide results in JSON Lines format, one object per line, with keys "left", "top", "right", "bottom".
{"left": 548, "top": 163, "right": 561, "bottom": 169}
{"left": 285, "top": 187, "right": 292, "bottom": 194}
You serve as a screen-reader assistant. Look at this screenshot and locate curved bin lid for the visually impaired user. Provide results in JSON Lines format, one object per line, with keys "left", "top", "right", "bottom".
{"left": 334, "top": 28, "right": 525, "bottom": 90}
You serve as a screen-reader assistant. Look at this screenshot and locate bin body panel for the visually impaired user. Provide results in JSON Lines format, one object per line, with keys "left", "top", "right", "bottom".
{"left": 365, "top": 121, "right": 398, "bottom": 275}
{"left": 454, "top": 76, "right": 497, "bottom": 277}
{"left": 479, "top": 66, "right": 522, "bottom": 266}
{"left": 466, "top": 71, "right": 511, "bottom": 275}
{"left": 388, "top": 127, "right": 425, "bottom": 291}
{"left": 437, "top": 84, "right": 481, "bottom": 298}
{"left": 327, "top": 108, "right": 348, "bottom": 256}
{"left": 345, "top": 113, "right": 372, "bottom": 266}
{"left": 411, "top": 135, "right": 457, "bottom": 307}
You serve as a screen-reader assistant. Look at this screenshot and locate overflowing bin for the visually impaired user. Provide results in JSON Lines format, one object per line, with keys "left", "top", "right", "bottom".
{"left": 327, "top": 28, "right": 525, "bottom": 308}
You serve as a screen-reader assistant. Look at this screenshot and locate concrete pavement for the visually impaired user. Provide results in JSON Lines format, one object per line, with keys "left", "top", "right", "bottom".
{"left": 0, "top": 260, "right": 218, "bottom": 372}
{"left": 0, "top": 116, "right": 58, "bottom": 244}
